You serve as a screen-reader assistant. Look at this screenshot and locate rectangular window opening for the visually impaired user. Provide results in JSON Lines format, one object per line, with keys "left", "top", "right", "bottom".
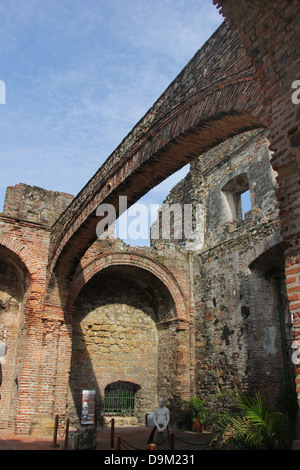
{"left": 241, "top": 189, "right": 251, "bottom": 219}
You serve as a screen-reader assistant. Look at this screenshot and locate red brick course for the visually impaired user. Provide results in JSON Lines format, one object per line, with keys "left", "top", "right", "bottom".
{"left": 0, "top": 0, "right": 299, "bottom": 431}
{"left": 213, "top": 0, "right": 300, "bottom": 402}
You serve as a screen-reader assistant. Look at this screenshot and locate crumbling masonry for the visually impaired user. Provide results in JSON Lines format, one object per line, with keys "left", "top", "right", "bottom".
{"left": 0, "top": 0, "right": 299, "bottom": 434}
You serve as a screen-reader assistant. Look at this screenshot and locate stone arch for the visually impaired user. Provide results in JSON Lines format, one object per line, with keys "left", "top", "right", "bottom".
{"left": 45, "top": 21, "right": 268, "bottom": 309}
{"left": 66, "top": 251, "right": 190, "bottom": 424}
{"left": 67, "top": 252, "right": 188, "bottom": 322}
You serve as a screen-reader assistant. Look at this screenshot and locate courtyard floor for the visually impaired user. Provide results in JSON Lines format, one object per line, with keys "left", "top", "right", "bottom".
{"left": 0, "top": 425, "right": 215, "bottom": 451}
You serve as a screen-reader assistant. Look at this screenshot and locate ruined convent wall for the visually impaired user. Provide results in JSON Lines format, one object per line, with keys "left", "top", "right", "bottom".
{"left": 151, "top": 129, "right": 291, "bottom": 406}
{"left": 1, "top": 0, "right": 299, "bottom": 432}
{"left": 3, "top": 183, "right": 74, "bottom": 227}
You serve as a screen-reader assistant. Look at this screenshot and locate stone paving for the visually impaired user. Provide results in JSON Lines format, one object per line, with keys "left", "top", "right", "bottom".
{"left": 1, "top": 425, "right": 299, "bottom": 451}
{"left": 0, "top": 425, "right": 215, "bottom": 451}
{"left": 97, "top": 425, "right": 214, "bottom": 451}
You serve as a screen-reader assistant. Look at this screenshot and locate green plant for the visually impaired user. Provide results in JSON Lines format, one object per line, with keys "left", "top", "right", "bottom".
{"left": 181, "top": 396, "right": 211, "bottom": 431}
{"left": 215, "top": 377, "right": 299, "bottom": 450}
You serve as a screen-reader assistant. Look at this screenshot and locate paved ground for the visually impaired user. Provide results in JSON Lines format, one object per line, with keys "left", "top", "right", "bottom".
{"left": 97, "top": 425, "right": 215, "bottom": 451}
{"left": 0, "top": 425, "right": 215, "bottom": 451}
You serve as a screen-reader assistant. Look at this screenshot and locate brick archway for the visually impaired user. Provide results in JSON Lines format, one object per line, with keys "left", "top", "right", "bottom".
{"left": 0, "top": 236, "right": 47, "bottom": 433}
{"left": 0, "top": 235, "right": 40, "bottom": 281}
{"left": 50, "top": 251, "right": 192, "bottom": 420}
{"left": 44, "top": 21, "right": 267, "bottom": 311}
{"left": 67, "top": 252, "right": 188, "bottom": 322}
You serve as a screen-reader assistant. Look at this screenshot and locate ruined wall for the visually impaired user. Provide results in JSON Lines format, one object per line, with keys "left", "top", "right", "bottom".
{"left": 0, "top": 247, "right": 29, "bottom": 428}
{"left": 0, "top": 0, "right": 298, "bottom": 431}
{"left": 194, "top": 235, "right": 289, "bottom": 407}
{"left": 197, "top": 127, "right": 291, "bottom": 403}
{"left": 0, "top": 128, "right": 290, "bottom": 431}
{"left": 67, "top": 265, "right": 179, "bottom": 424}
{"left": 151, "top": 128, "right": 290, "bottom": 406}
{"left": 0, "top": 183, "right": 74, "bottom": 431}
{"left": 213, "top": 0, "right": 300, "bottom": 404}
{"left": 3, "top": 183, "right": 73, "bottom": 227}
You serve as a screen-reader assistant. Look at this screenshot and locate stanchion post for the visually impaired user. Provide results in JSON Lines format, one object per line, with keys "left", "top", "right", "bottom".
{"left": 110, "top": 418, "right": 115, "bottom": 448}
{"left": 149, "top": 443, "right": 156, "bottom": 450}
{"left": 116, "top": 435, "right": 121, "bottom": 450}
{"left": 169, "top": 432, "right": 174, "bottom": 450}
{"left": 49, "top": 415, "right": 60, "bottom": 448}
{"left": 64, "top": 418, "right": 70, "bottom": 450}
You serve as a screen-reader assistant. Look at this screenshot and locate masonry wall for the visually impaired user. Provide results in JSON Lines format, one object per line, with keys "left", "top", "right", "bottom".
{"left": 0, "top": 0, "right": 299, "bottom": 432}
{"left": 151, "top": 129, "right": 291, "bottom": 408}
{"left": 194, "top": 131, "right": 289, "bottom": 405}
{"left": 3, "top": 183, "right": 73, "bottom": 227}
{"left": 213, "top": 0, "right": 300, "bottom": 404}
{"left": 0, "top": 184, "right": 73, "bottom": 432}
{"left": 64, "top": 240, "right": 192, "bottom": 425}
{"left": 67, "top": 271, "right": 159, "bottom": 424}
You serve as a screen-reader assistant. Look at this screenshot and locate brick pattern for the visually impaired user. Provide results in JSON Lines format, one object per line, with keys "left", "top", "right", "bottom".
{"left": 0, "top": 0, "right": 299, "bottom": 432}
{"left": 48, "top": 20, "right": 266, "bottom": 284}
{"left": 0, "top": 217, "right": 50, "bottom": 432}
{"left": 213, "top": 0, "right": 300, "bottom": 402}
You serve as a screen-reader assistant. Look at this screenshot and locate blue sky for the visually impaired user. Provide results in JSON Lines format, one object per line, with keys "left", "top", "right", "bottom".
{"left": 0, "top": 0, "right": 223, "bottom": 245}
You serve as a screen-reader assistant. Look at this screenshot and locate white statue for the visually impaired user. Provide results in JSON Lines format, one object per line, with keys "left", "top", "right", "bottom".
{"left": 148, "top": 397, "right": 170, "bottom": 444}
{"left": 153, "top": 397, "right": 170, "bottom": 432}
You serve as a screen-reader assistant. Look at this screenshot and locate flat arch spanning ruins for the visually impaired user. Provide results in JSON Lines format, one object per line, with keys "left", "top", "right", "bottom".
{"left": 0, "top": 0, "right": 300, "bottom": 435}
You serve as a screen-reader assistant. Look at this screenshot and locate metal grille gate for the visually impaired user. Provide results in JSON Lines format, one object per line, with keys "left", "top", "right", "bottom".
{"left": 103, "top": 381, "right": 139, "bottom": 416}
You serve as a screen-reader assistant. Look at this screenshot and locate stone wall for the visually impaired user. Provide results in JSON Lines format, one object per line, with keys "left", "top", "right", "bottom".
{"left": 0, "top": 0, "right": 299, "bottom": 432}
{"left": 151, "top": 128, "right": 291, "bottom": 406}
{"left": 67, "top": 266, "right": 178, "bottom": 424}
{"left": 0, "top": 127, "right": 288, "bottom": 430}
{"left": 151, "top": 128, "right": 279, "bottom": 250}
{"left": 213, "top": 0, "right": 300, "bottom": 404}
{"left": 3, "top": 183, "right": 73, "bottom": 227}
{"left": 194, "top": 233, "right": 289, "bottom": 407}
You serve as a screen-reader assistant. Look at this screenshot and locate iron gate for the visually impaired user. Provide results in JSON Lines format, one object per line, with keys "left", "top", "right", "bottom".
{"left": 103, "top": 381, "right": 139, "bottom": 416}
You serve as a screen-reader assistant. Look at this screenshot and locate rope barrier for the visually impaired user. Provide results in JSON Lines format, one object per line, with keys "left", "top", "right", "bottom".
{"left": 50, "top": 414, "right": 212, "bottom": 451}
{"left": 117, "top": 431, "right": 211, "bottom": 451}
{"left": 96, "top": 418, "right": 113, "bottom": 431}
{"left": 173, "top": 433, "right": 211, "bottom": 449}
{"left": 118, "top": 437, "right": 147, "bottom": 451}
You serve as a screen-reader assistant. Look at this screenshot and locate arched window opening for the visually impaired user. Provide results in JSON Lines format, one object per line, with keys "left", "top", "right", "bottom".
{"left": 103, "top": 381, "right": 141, "bottom": 416}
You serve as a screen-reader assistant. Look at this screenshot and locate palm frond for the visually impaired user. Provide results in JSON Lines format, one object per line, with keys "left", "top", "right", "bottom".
{"left": 216, "top": 385, "right": 296, "bottom": 449}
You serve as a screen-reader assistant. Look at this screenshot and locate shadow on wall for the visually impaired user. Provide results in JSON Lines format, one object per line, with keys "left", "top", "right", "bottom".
{"left": 0, "top": 246, "right": 29, "bottom": 429}
{"left": 67, "top": 265, "right": 177, "bottom": 425}
{"left": 247, "top": 243, "right": 292, "bottom": 401}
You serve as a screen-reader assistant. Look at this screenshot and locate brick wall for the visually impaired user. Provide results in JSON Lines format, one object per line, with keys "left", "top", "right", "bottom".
{"left": 0, "top": 0, "right": 299, "bottom": 433}
{"left": 213, "top": 0, "right": 300, "bottom": 402}
{"left": 48, "top": 19, "right": 265, "bottom": 285}
{"left": 0, "top": 184, "right": 73, "bottom": 432}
